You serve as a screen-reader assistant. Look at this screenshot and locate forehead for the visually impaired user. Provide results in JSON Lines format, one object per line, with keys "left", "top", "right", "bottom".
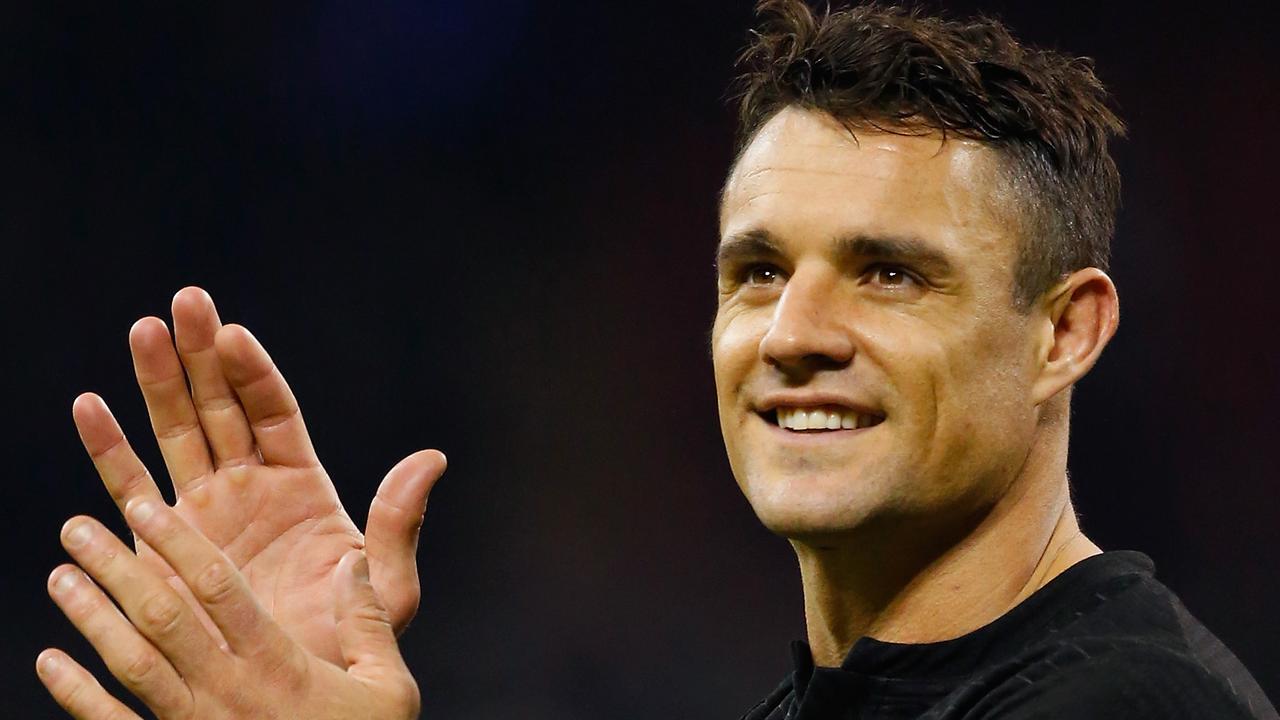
{"left": 721, "top": 108, "right": 1011, "bottom": 260}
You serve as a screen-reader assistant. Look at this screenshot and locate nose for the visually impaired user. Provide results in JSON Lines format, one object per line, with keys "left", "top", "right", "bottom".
{"left": 759, "top": 268, "right": 855, "bottom": 373}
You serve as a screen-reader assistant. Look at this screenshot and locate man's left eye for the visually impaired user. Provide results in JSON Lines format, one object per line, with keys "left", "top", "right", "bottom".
{"left": 743, "top": 264, "right": 785, "bottom": 286}
{"left": 868, "top": 265, "right": 917, "bottom": 288}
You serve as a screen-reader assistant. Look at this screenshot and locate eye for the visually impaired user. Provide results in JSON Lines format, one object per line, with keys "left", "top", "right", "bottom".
{"left": 743, "top": 263, "right": 785, "bottom": 286}
{"left": 867, "top": 265, "right": 918, "bottom": 289}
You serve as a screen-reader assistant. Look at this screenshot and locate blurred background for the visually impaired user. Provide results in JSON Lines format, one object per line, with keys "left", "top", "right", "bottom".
{"left": 2, "top": 1, "right": 1276, "bottom": 715}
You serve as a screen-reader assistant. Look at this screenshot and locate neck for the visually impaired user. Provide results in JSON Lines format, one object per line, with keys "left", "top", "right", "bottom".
{"left": 795, "top": 431, "right": 1100, "bottom": 667}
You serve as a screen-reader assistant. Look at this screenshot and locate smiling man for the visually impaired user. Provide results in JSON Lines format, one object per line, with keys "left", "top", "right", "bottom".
{"left": 712, "top": 2, "right": 1275, "bottom": 719}
{"left": 36, "top": 2, "right": 1276, "bottom": 720}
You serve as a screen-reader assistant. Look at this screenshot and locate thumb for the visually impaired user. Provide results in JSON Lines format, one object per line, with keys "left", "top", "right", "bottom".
{"left": 364, "top": 449, "right": 446, "bottom": 633}
{"left": 334, "top": 550, "right": 407, "bottom": 680}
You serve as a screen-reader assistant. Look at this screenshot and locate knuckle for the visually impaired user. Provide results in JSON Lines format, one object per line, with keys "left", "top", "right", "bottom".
{"left": 73, "top": 589, "right": 111, "bottom": 619}
{"left": 371, "top": 493, "right": 426, "bottom": 526}
{"left": 347, "top": 601, "right": 393, "bottom": 628}
{"left": 117, "top": 468, "right": 154, "bottom": 496}
{"left": 193, "top": 560, "right": 238, "bottom": 605}
{"left": 154, "top": 418, "right": 202, "bottom": 441}
{"left": 253, "top": 407, "right": 298, "bottom": 432}
{"left": 138, "top": 592, "right": 185, "bottom": 636}
{"left": 58, "top": 676, "right": 88, "bottom": 709}
{"left": 195, "top": 392, "right": 239, "bottom": 415}
{"left": 90, "top": 433, "right": 129, "bottom": 462}
{"left": 148, "top": 513, "right": 183, "bottom": 545}
{"left": 120, "top": 650, "right": 159, "bottom": 687}
{"left": 61, "top": 680, "right": 114, "bottom": 720}
{"left": 83, "top": 545, "right": 118, "bottom": 576}
{"left": 218, "top": 454, "right": 258, "bottom": 468}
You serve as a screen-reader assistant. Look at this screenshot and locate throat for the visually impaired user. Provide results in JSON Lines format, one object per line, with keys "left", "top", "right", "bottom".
{"left": 794, "top": 492, "right": 1097, "bottom": 668}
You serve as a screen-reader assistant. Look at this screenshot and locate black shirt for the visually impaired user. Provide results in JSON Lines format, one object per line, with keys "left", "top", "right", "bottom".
{"left": 742, "top": 551, "right": 1277, "bottom": 719}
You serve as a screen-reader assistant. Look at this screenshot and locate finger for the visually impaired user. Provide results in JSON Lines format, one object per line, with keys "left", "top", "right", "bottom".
{"left": 60, "top": 515, "right": 229, "bottom": 680}
{"left": 215, "top": 324, "right": 320, "bottom": 468}
{"left": 73, "top": 394, "right": 165, "bottom": 512}
{"left": 36, "top": 649, "right": 144, "bottom": 720}
{"left": 123, "top": 497, "right": 302, "bottom": 667}
{"left": 172, "top": 286, "right": 259, "bottom": 467}
{"left": 364, "top": 449, "right": 446, "bottom": 632}
{"left": 334, "top": 551, "right": 412, "bottom": 684}
{"left": 46, "top": 567, "right": 193, "bottom": 716}
{"left": 129, "top": 316, "right": 215, "bottom": 493}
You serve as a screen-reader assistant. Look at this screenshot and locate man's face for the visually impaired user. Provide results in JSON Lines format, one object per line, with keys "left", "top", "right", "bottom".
{"left": 713, "top": 107, "right": 1044, "bottom": 542}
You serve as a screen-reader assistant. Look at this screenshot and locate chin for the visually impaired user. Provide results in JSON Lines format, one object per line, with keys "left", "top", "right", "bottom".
{"left": 739, "top": 464, "right": 892, "bottom": 542}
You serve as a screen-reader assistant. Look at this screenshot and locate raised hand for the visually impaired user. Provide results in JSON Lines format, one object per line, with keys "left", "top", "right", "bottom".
{"left": 72, "top": 286, "right": 445, "bottom": 664}
{"left": 38, "top": 498, "right": 420, "bottom": 720}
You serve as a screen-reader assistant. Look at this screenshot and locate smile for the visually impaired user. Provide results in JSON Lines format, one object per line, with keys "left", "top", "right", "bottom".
{"left": 768, "top": 405, "right": 884, "bottom": 432}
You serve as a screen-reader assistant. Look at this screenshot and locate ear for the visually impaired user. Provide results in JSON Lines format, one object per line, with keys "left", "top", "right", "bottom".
{"left": 1030, "top": 268, "right": 1119, "bottom": 405}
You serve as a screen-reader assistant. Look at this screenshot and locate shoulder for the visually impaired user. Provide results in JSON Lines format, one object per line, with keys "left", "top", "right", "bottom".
{"left": 985, "top": 640, "right": 1276, "bottom": 720}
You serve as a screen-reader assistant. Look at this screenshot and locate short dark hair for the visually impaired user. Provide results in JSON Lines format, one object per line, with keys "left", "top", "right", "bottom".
{"left": 728, "top": 0, "right": 1126, "bottom": 309}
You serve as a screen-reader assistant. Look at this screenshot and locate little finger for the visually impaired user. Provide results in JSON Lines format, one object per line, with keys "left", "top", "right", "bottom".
{"left": 36, "top": 649, "right": 144, "bottom": 720}
{"left": 47, "top": 566, "right": 192, "bottom": 716}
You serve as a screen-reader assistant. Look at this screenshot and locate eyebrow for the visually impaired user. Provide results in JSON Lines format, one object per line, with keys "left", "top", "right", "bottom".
{"left": 716, "top": 229, "right": 955, "bottom": 278}
{"left": 834, "top": 233, "right": 955, "bottom": 277}
{"left": 715, "top": 229, "right": 782, "bottom": 271}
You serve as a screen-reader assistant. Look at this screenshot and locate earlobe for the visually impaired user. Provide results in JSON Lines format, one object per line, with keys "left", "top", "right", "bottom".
{"left": 1030, "top": 269, "right": 1119, "bottom": 405}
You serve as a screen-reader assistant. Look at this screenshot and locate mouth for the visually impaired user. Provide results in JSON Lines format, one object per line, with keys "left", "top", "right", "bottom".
{"left": 759, "top": 405, "right": 885, "bottom": 433}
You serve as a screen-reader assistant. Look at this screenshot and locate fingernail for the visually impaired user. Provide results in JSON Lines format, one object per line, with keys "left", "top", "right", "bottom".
{"left": 64, "top": 523, "right": 92, "bottom": 549}
{"left": 353, "top": 553, "right": 370, "bottom": 581}
{"left": 38, "top": 654, "right": 60, "bottom": 676}
{"left": 53, "top": 571, "right": 78, "bottom": 596}
{"left": 128, "top": 499, "right": 156, "bottom": 524}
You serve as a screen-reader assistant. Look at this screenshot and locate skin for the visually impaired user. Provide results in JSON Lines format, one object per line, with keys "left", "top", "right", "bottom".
{"left": 69, "top": 286, "right": 446, "bottom": 665}
{"left": 713, "top": 107, "right": 1119, "bottom": 665}
{"left": 37, "top": 498, "right": 419, "bottom": 719}
{"left": 39, "top": 287, "right": 446, "bottom": 717}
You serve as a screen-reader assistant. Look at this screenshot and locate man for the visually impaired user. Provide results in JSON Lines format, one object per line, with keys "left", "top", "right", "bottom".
{"left": 36, "top": 2, "right": 1276, "bottom": 719}
{"left": 713, "top": 4, "right": 1276, "bottom": 718}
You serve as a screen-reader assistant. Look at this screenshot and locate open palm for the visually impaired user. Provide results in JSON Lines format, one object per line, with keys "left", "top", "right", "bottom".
{"left": 71, "top": 287, "right": 445, "bottom": 665}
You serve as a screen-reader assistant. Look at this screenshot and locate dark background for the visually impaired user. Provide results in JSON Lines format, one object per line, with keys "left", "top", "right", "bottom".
{"left": 3, "top": 1, "right": 1277, "bottom": 716}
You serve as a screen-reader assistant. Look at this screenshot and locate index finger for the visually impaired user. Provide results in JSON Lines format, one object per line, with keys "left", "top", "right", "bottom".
{"left": 72, "top": 393, "right": 166, "bottom": 511}
{"left": 122, "top": 496, "right": 300, "bottom": 667}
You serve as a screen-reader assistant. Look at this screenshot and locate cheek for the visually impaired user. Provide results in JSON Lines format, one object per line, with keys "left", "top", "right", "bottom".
{"left": 711, "top": 307, "right": 766, "bottom": 399}
{"left": 711, "top": 308, "right": 769, "bottom": 474}
{"left": 866, "top": 314, "right": 1027, "bottom": 436}
{"left": 927, "top": 323, "right": 1038, "bottom": 455}
{"left": 858, "top": 319, "right": 949, "bottom": 419}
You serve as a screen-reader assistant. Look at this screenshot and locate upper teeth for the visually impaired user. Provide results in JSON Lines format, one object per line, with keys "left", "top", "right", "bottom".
{"left": 776, "top": 407, "right": 873, "bottom": 431}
